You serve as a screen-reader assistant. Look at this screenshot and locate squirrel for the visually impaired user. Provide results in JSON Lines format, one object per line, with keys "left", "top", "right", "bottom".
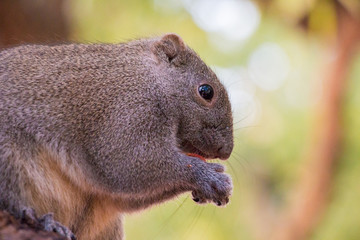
{"left": 0, "top": 33, "right": 234, "bottom": 240}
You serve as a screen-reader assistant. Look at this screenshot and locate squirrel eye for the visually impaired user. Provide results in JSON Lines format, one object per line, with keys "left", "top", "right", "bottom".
{"left": 198, "top": 84, "right": 214, "bottom": 101}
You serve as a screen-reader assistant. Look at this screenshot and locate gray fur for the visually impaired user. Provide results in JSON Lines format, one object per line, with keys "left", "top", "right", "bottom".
{"left": 0, "top": 34, "right": 233, "bottom": 239}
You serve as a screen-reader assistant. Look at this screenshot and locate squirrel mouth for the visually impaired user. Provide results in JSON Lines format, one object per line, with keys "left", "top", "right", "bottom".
{"left": 181, "top": 140, "right": 213, "bottom": 162}
{"left": 186, "top": 153, "right": 207, "bottom": 162}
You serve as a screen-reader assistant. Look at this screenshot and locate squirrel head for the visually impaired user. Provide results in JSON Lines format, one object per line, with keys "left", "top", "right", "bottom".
{"left": 152, "top": 34, "right": 233, "bottom": 160}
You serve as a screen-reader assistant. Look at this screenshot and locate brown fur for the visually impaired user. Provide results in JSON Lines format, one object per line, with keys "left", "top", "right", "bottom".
{"left": 24, "top": 148, "right": 123, "bottom": 239}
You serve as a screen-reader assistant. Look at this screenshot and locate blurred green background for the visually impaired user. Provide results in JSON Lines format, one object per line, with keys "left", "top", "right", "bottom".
{"left": 1, "top": 0, "right": 359, "bottom": 239}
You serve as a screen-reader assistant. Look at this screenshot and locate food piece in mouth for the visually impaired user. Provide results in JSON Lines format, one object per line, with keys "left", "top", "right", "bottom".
{"left": 186, "top": 153, "right": 206, "bottom": 162}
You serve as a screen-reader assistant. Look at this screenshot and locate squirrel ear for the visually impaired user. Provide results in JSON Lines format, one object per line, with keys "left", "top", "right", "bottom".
{"left": 153, "top": 33, "right": 186, "bottom": 62}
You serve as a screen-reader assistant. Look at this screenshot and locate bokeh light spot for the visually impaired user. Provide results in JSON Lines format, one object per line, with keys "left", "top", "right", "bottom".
{"left": 248, "top": 42, "right": 291, "bottom": 91}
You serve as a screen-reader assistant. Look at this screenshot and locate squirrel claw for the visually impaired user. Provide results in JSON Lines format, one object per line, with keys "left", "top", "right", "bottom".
{"left": 190, "top": 162, "right": 232, "bottom": 207}
{"left": 21, "top": 207, "right": 76, "bottom": 240}
{"left": 191, "top": 191, "right": 207, "bottom": 204}
{"left": 21, "top": 207, "right": 39, "bottom": 226}
{"left": 40, "top": 213, "right": 76, "bottom": 240}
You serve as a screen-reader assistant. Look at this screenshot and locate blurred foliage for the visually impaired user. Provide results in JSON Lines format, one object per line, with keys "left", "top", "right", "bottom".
{"left": 67, "top": 0, "right": 360, "bottom": 239}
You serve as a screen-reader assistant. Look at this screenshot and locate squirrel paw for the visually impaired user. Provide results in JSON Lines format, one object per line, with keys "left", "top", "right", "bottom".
{"left": 21, "top": 207, "right": 76, "bottom": 240}
{"left": 40, "top": 213, "right": 76, "bottom": 240}
{"left": 191, "top": 162, "right": 232, "bottom": 207}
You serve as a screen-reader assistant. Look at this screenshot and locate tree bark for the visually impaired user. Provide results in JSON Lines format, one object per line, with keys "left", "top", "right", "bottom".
{"left": 0, "top": 0, "right": 69, "bottom": 49}
{"left": 269, "top": 3, "right": 360, "bottom": 240}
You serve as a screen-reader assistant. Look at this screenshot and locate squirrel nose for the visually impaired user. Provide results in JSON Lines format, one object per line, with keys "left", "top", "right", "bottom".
{"left": 216, "top": 145, "right": 232, "bottom": 160}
